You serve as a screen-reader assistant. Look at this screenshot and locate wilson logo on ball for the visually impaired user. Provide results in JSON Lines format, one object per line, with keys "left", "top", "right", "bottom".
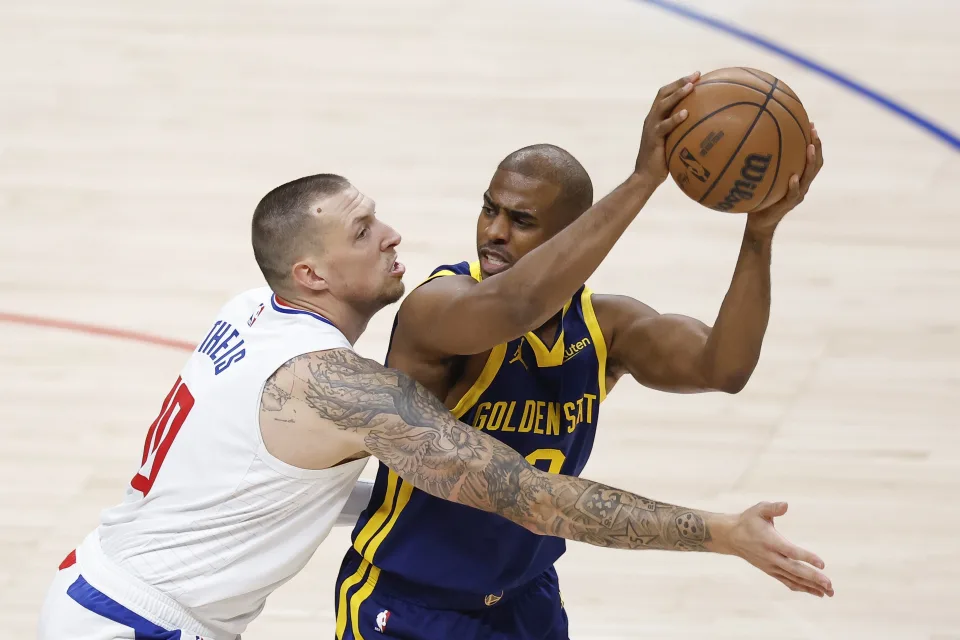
{"left": 712, "top": 153, "right": 773, "bottom": 212}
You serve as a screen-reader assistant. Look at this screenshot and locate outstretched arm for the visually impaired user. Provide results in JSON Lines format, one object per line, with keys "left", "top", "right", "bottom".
{"left": 260, "top": 349, "right": 833, "bottom": 597}
{"left": 396, "top": 73, "right": 699, "bottom": 357}
{"left": 599, "top": 126, "right": 824, "bottom": 394}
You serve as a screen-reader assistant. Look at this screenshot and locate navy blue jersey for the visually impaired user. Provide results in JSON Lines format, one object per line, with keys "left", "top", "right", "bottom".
{"left": 344, "top": 260, "right": 608, "bottom": 600}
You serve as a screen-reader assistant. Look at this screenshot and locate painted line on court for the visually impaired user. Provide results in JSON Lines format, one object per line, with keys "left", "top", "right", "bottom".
{"left": 0, "top": 311, "right": 195, "bottom": 351}
{"left": 638, "top": 0, "right": 960, "bottom": 151}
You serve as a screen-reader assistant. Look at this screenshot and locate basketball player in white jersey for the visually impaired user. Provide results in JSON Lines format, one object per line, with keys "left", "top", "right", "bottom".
{"left": 37, "top": 74, "right": 832, "bottom": 640}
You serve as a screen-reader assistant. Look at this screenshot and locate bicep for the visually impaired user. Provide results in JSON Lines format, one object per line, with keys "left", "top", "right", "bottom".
{"left": 604, "top": 296, "right": 712, "bottom": 393}
{"left": 397, "top": 276, "right": 534, "bottom": 357}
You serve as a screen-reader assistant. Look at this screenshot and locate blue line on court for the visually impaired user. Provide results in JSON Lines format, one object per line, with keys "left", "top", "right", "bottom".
{"left": 637, "top": 0, "right": 960, "bottom": 152}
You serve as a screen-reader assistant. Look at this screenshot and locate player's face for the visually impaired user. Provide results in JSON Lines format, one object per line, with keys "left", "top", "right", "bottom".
{"left": 317, "top": 187, "right": 406, "bottom": 310}
{"left": 475, "top": 169, "right": 563, "bottom": 279}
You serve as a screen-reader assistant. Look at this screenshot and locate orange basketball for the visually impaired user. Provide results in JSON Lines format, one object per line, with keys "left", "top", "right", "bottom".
{"left": 665, "top": 67, "right": 812, "bottom": 213}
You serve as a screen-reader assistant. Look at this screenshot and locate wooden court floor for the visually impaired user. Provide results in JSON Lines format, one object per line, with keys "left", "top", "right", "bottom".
{"left": 1, "top": 0, "right": 958, "bottom": 638}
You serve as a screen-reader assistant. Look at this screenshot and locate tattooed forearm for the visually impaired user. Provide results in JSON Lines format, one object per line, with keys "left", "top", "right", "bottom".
{"left": 276, "top": 348, "right": 719, "bottom": 552}
{"left": 525, "top": 478, "right": 712, "bottom": 551}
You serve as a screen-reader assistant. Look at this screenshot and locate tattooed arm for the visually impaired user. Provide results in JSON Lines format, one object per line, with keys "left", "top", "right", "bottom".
{"left": 259, "top": 348, "right": 833, "bottom": 597}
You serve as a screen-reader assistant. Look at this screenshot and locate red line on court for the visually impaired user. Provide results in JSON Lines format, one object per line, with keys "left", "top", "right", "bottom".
{"left": 0, "top": 311, "right": 195, "bottom": 351}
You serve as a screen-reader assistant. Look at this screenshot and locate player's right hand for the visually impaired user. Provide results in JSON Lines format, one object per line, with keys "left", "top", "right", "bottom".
{"left": 727, "top": 501, "right": 835, "bottom": 598}
{"left": 634, "top": 71, "right": 700, "bottom": 185}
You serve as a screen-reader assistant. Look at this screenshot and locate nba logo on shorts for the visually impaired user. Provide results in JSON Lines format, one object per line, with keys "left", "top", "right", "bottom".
{"left": 247, "top": 303, "right": 265, "bottom": 327}
{"left": 375, "top": 610, "right": 391, "bottom": 633}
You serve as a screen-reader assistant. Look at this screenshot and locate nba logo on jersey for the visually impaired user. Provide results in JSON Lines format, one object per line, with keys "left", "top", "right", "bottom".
{"left": 247, "top": 303, "right": 265, "bottom": 327}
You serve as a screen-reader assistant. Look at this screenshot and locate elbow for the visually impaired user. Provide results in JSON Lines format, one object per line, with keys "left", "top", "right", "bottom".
{"left": 714, "top": 370, "right": 752, "bottom": 394}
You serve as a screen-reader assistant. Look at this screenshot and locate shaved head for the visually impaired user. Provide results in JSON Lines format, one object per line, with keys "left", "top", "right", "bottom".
{"left": 251, "top": 173, "right": 351, "bottom": 290}
{"left": 497, "top": 144, "right": 593, "bottom": 221}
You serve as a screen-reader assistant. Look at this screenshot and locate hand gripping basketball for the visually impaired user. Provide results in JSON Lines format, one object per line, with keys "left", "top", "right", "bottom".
{"left": 746, "top": 122, "right": 824, "bottom": 234}
{"left": 635, "top": 71, "right": 702, "bottom": 185}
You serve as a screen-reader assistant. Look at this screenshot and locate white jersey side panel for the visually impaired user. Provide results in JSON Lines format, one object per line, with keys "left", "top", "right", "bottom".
{"left": 94, "top": 287, "right": 368, "bottom": 635}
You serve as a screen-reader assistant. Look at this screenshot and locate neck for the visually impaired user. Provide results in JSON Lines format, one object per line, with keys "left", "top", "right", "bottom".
{"left": 532, "top": 308, "right": 564, "bottom": 346}
{"left": 274, "top": 292, "right": 372, "bottom": 345}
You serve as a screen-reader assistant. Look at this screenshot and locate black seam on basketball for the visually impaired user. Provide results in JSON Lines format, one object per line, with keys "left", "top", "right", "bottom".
{"left": 697, "top": 80, "right": 766, "bottom": 94}
{"left": 737, "top": 68, "right": 801, "bottom": 103}
{"left": 695, "top": 80, "right": 806, "bottom": 139}
{"left": 666, "top": 101, "right": 764, "bottom": 167}
{"left": 753, "top": 108, "right": 783, "bottom": 212}
{"left": 774, "top": 87, "right": 803, "bottom": 106}
{"left": 697, "top": 79, "right": 779, "bottom": 205}
{"left": 738, "top": 67, "right": 774, "bottom": 87}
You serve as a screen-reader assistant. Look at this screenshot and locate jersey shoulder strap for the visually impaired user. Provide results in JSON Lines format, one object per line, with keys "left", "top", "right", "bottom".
{"left": 423, "top": 260, "right": 478, "bottom": 284}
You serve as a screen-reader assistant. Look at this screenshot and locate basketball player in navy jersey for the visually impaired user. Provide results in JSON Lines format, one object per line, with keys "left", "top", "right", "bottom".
{"left": 334, "top": 73, "right": 827, "bottom": 638}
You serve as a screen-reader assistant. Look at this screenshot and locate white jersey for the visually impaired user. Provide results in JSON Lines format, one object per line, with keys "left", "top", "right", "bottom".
{"left": 87, "top": 287, "right": 368, "bottom": 636}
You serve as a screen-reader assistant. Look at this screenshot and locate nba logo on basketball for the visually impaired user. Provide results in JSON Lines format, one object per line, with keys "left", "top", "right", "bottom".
{"left": 247, "top": 303, "right": 265, "bottom": 327}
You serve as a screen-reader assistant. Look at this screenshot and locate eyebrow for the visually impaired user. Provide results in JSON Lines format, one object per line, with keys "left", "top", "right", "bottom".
{"left": 483, "top": 193, "right": 536, "bottom": 220}
{"left": 351, "top": 212, "right": 374, "bottom": 228}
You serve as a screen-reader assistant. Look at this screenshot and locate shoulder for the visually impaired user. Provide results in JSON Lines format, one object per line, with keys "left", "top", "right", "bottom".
{"left": 267, "top": 347, "right": 375, "bottom": 388}
{"left": 587, "top": 293, "right": 659, "bottom": 333}
{"left": 397, "top": 261, "right": 479, "bottom": 319}
{"left": 215, "top": 286, "right": 274, "bottom": 314}
{"left": 585, "top": 293, "right": 662, "bottom": 366}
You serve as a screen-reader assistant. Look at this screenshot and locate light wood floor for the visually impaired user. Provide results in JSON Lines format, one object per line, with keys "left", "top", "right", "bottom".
{"left": 2, "top": 0, "right": 958, "bottom": 638}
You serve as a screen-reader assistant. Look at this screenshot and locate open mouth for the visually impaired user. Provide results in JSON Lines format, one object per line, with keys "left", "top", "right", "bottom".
{"left": 389, "top": 259, "right": 405, "bottom": 276}
{"left": 479, "top": 248, "right": 511, "bottom": 274}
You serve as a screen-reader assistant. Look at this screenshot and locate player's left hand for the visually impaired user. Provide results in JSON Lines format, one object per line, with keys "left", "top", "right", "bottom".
{"left": 746, "top": 123, "right": 823, "bottom": 234}
{"left": 726, "top": 500, "right": 835, "bottom": 598}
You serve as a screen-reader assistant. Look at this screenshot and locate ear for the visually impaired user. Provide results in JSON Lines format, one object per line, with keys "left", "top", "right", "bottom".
{"left": 290, "top": 260, "right": 328, "bottom": 293}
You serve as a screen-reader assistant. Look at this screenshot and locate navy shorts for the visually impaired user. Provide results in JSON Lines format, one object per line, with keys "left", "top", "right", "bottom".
{"left": 333, "top": 549, "right": 569, "bottom": 640}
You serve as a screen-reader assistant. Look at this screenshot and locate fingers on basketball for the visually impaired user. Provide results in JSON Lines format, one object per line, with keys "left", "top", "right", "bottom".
{"left": 656, "top": 108, "right": 689, "bottom": 136}
{"left": 788, "top": 174, "right": 802, "bottom": 200}
{"left": 658, "top": 82, "right": 695, "bottom": 116}
{"left": 657, "top": 71, "right": 700, "bottom": 101}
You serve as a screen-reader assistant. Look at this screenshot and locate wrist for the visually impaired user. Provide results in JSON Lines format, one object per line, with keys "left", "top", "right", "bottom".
{"left": 626, "top": 170, "right": 661, "bottom": 195}
{"left": 703, "top": 512, "right": 739, "bottom": 556}
{"left": 744, "top": 218, "right": 778, "bottom": 242}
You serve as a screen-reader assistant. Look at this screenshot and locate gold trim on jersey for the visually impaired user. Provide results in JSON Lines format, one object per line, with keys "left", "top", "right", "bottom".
{"left": 425, "top": 268, "right": 457, "bottom": 283}
{"left": 351, "top": 471, "right": 398, "bottom": 555}
{"left": 364, "top": 477, "right": 414, "bottom": 561}
{"left": 524, "top": 297, "right": 574, "bottom": 369}
{"left": 451, "top": 343, "right": 507, "bottom": 418}
{"left": 580, "top": 286, "right": 608, "bottom": 402}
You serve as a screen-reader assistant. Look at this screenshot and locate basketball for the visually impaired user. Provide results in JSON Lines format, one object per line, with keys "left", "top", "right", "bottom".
{"left": 665, "top": 67, "right": 812, "bottom": 213}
